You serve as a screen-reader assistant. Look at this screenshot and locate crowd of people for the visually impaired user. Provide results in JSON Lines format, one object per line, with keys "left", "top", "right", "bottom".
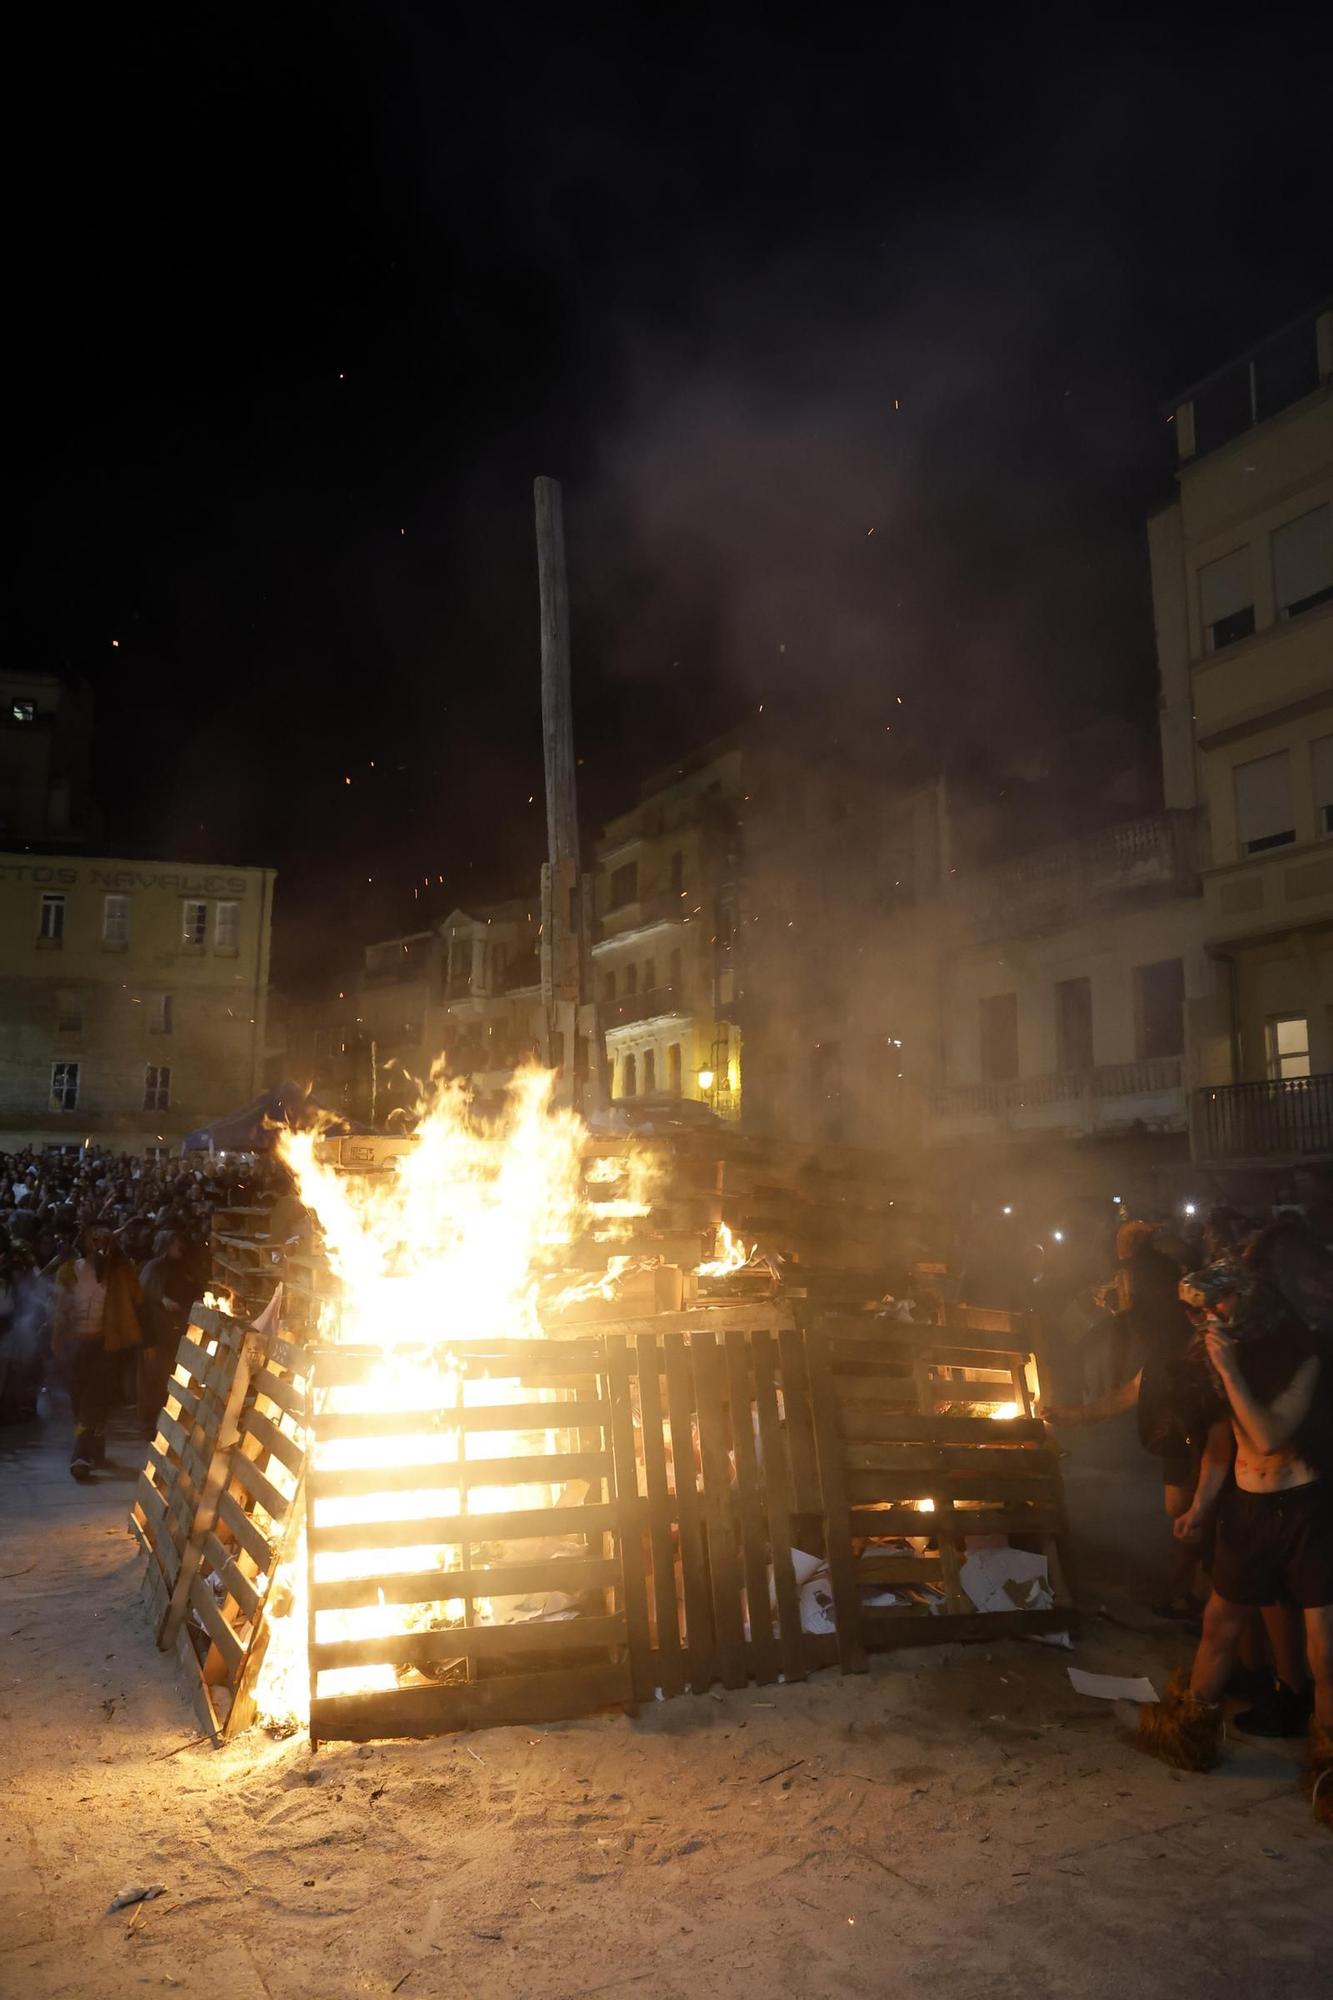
{"left": 0, "top": 1146, "right": 282, "bottom": 1469}
{"left": 1045, "top": 1202, "right": 1333, "bottom": 1828}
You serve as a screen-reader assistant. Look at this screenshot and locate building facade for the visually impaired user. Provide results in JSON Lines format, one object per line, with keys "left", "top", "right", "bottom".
{"left": 1, "top": 669, "right": 99, "bottom": 850}
{"left": 593, "top": 740, "right": 745, "bottom": 1117}
{"left": 1150, "top": 303, "right": 1333, "bottom": 1172}
{"left": 286, "top": 901, "right": 544, "bottom": 1123}
{"left": 0, "top": 851, "right": 275, "bottom": 1152}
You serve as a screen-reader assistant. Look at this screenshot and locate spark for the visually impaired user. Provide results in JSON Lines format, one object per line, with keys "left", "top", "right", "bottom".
{"left": 111, "top": 639, "right": 120, "bottom": 649}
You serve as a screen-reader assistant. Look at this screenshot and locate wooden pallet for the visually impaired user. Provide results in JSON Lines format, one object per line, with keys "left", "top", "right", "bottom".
{"left": 608, "top": 1308, "right": 828, "bottom": 1698}
{"left": 303, "top": 1338, "right": 632, "bottom": 1746}
{"left": 131, "top": 1303, "right": 248, "bottom": 1633}
{"left": 156, "top": 1307, "right": 310, "bottom": 1738}
{"left": 808, "top": 1322, "right": 1076, "bottom": 1666}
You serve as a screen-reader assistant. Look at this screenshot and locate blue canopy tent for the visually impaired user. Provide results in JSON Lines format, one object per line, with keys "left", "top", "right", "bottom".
{"left": 180, "top": 1081, "right": 368, "bottom": 1155}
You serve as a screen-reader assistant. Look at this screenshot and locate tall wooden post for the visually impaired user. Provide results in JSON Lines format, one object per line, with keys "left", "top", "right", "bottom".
{"left": 534, "top": 475, "right": 607, "bottom": 1111}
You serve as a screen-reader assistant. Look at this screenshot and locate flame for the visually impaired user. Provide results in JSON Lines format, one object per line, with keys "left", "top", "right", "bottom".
{"left": 203, "top": 1289, "right": 235, "bottom": 1316}
{"left": 695, "top": 1221, "right": 752, "bottom": 1278}
{"left": 989, "top": 1402, "right": 1022, "bottom": 1422}
{"left": 251, "top": 1065, "right": 594, "bottom": 1733}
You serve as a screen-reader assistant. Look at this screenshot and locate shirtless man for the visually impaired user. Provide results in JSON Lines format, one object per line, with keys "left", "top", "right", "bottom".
{"left": 1135, "top": 1272, "right": 1332, "bottom": 1825}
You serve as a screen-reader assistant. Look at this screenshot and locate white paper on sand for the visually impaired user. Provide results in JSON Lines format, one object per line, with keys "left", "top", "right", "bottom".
{"left": 1067, "top": 1667, "right": 1159, "bottom": 1704}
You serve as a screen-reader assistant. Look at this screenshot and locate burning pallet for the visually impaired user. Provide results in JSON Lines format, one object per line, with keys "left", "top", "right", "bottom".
{"left": 131, "top": 1293, "right": 1075, "bottom": 1745}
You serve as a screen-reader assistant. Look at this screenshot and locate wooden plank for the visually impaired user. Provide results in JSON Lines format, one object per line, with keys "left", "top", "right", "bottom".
{"left": 634, "top": 1330, "right": 684, "bottom": 1697}
{"left": 306, "top": 1450, "right": 608, "bottom": 1501}
{"left": 308, "top": 1500, "right": 621, "bottom": 1555}
{"left": 661, "top": 1332, "right": 715, "bottom": 1692}
{"left": 227, "top": 1447, "right": 293, "bottom": 1527}
{"left": 216, "top": 1488, "right": 275, "bottom": 1571}
{"left": 188, "top": 1575, "right": 246, "bottom": 1678}
{"left": 313, "top": 1398, "right": 606, "bottom": 1440}
{"left": 750, "top": 1329, "right": 805, "bottom": 1684}
{"left": 312, "top": 1613, "right": 626, "bottom": 1674}
{"left": 201, "top": 1534, "right": 262, "bottom": 1623}
{"left": 312, "top": 1556, "right": 620, "bottom": 1613}
{"left": 310, "top": 1659, "right": 631, "bottom": 1743}
{"left": 134, "top": 1473, "right": 167, "bottom": 1540}
{"left": 838, "top": 1411, "right": 1046, "bottom": 1446}
{"left": 845, "top": 1469, "right": 1062, "bottom": 1505}
{"left": 690, "top": 1329, "right": 747, "bottom": 1689}
{"left": 803, "top": 1324, "right": 867, "bottom": 1673}
{"left": 725, "top": 1330, "right": 779, "bottom": 1685}
{"left": 848, "top": 1502, "right": 1065, "bottom": 1537}
{"left": 251, "top": 1367, "right": 307, "bottom": 1422}
{"left": 842, "top": 1444, "right": 1056, "bottom": 1481}
{"left": 776, "top": 1327, "right": 823, "bottom": 1515}
{"left": 604, "top": 1336, "right": 654, "bottom": 1702}
{"left": 310, "top": 1340, "right": 607, "bottom": 1387}
{"left": 242, "top": 1403, "right": 305, "bottom": 1477}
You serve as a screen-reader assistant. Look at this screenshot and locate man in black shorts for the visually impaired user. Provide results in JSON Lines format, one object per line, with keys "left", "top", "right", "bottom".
{"left": 1135, "top": 1265, "right": 1332, "bottom": 1827}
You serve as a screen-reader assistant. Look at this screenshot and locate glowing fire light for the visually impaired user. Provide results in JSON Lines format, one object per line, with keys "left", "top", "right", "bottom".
{"left": 695, "top": 1221, "right": 752, "bottom": 1278}
{"left": 251, "top": 1066, "right": 606, "bottom": 1733}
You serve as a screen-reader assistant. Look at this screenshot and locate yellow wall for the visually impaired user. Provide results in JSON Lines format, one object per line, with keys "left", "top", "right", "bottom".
{"left": 0, "top": 851, "right": 275, "bottom": 1148}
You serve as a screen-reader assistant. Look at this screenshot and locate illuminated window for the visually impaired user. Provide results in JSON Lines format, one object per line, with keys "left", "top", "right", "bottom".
{"left": 1266, "top": 1017, "right": 1310, "bottom": 1082}
{"left": 50, "top": 1060, "right": 79, "bottom": 1111}
{"left": 215, "top": 900, "right": 240, "bottom": 951}
{"left": 102, "top": 894, "right": 129, "bottom": 945}
{"left": 12, "top": 699, "right": 35, "bottom": 723}
{"left": 39, "top": 893, "right": 65, "bottom": 942}
{"left": 182, "top": 900, "right": 207, "bottom": 947}
{"left": 144, "top": 1064, "right": 171, "bottom": 1111}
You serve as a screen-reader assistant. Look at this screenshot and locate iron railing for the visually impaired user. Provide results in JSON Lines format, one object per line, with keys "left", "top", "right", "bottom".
{"left": 1190, "top": 1074, "right": 1333, "bottom": 1162}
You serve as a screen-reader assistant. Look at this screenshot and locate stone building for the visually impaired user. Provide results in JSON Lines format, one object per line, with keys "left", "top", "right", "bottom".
{"left": 0, "top": 850, "right": 275, "bottom": 1152}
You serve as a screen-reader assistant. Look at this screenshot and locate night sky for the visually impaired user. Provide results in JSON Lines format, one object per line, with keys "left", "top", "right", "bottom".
{"left": 16, "top": 9, "right": 1333, "bottom": 991}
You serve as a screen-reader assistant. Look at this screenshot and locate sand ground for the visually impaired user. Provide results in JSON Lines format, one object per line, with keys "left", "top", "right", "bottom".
{"left": 1, "top": 1405, "right": 1329, "bottom": 2000}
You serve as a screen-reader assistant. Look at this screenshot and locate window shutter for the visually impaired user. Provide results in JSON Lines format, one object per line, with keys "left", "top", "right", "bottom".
{"left": 1199, "top": 546, "right": 1251, "bottom": 627}
{"left": 1234, "top": 751, "right": 1294, "bottom": 850}
{"left": 1273, "top": 503, "right": 1333, "bottom": 617}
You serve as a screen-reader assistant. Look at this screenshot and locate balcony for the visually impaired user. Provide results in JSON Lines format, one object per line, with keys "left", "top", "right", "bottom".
{"left": 1190, "top": 1074, "right": 1333, "bottom": 1163}
{"left": 959, "top": 811, "right": 1198, "bottom": 942}
{"left": 596, "top": 893, "right": 688, "bottom": 943}
{"left": 930, "top": 1056, "right": 1185, "bottom": 1141}
{"left": 602, "top": 985, "right": 691, "bottom": 1031}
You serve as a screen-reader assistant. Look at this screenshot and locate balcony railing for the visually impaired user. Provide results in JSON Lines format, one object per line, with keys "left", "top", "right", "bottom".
{"left": 959, "top": 811, "right": 1198, "bottom": 940}
{"left": 932, "top": 1056, "right": 1184, "bottom": 1120}
{"left": 597, "top": 893, "right": 687, "bottom": 940}
{"left": 603, "top": 985, "right": 691, "bottom": 1029}
{"left": 1191, "top": 1074, "right": 1333, "bottom": 1162}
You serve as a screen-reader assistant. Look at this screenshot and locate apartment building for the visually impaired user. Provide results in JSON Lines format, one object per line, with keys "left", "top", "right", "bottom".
{"left": 1150, "top": 303, "right": 1333, "bottom": 1171}
{"left": 0, "top": 850, "right": 275, "bottom": 1150}
{"left": 592, "top": 739, "right": 745, "bottom": 1117}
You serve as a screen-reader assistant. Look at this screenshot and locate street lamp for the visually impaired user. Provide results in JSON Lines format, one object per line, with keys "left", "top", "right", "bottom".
{"left": 697, "top": 1068, "right": 715, "bottom": 1093}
